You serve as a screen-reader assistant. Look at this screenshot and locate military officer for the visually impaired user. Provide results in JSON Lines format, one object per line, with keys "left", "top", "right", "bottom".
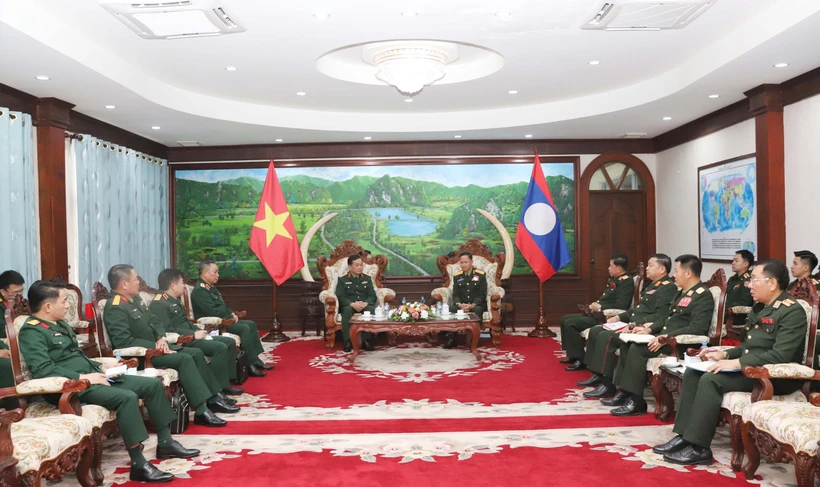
{"left": 726, "top": 250, "right": 754, "bottom": 309}
{"left": 150, "top": 268, "right": 244, "bottom": 397}
{"left": 336, "top": 254, "right": 377, "bottom": 353}
{"left": 0, "top": 270, "right": 25, "bottom": 339}
{"left": 609, "top": 254, "right": 715, "bottom": 416}
{"left": 443, "top": 251, "right": 488, "bottom": 349}
{"left": 578, "top": 254, "right": 677, "bottom": 398}
{"left": 561, "top": 254, "right": 634, "bottom": 371}
{"left": 653, "top": 259, "right": 806, "bottom": 465}
{"left": 20, "top": 279, "right": 200, "bottom": 483}
{"left": 787, "top": 250, "right": 817, "bottom": 291}
{"left": 191, "top": 260, "right": 272, "bottom": 376}
{"left": 104, "top": 264, "right": 238, "bottom": 427}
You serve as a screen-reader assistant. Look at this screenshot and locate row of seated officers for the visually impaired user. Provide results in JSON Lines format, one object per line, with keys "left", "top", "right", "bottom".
{"left": 0, "top": 260, "right": 274, "bottom": 483}
{"left": 558, "top": 250, "right": 815, "bottom": 466}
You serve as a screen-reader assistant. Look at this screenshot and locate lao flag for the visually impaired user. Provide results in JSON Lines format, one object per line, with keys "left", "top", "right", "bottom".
{"left": 515, "top": 155, "right": 571, "bottom": 282}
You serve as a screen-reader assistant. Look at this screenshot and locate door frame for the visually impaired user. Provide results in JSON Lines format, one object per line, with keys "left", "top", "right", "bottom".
{"left": 579, "top": 153, "right": 656, "bottom": 300}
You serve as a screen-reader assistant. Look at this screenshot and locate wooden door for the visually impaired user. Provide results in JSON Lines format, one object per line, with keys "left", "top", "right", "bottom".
{"left": 588, "top": 191, "right": 647, "bottom": 298}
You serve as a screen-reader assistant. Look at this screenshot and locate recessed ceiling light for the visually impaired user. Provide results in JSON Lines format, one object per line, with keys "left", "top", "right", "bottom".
{"left": 104, "top": 105, "right": 116, "bottom": 109}
{"left": 708, "top": 94, "right": 720, "bottom": 99}
{"left": 402, "top": 11, "right": 417, "bottom": 17}
{"left": 495, "top": 10, "right": 512, "bottom": 18}
{"left": 454, "top": 135, "right": 462, "bottom": 138}
{"left": 404, "top": 98, "right": 414, "bottom": 103}
{"left": 363, "top": 136, "right": 372, "bottom": 140}
{"left": 296, "top": 91, "right": 306, "bottom": 96}
{"left": 662, "top": 117, "right": 672, "bottom": 121}
{"left": 151, "top": 126, "right": 161, "bottom": 130}
{"left": 275, "top": 139, "right": 283, "bottom": 142}
{"left": 35, "top": 75, "right": 50, "bottom": 81}
{"left": 225, "top": 66, "right": 237, "bottom": 71}
{"left": 524, "top": 134, "right": 533, "bottom": 138}
{"left": 588, "top": 60, "right": 601, "bottom": 65}
{"left": 313, "top": 11, "right": 330, "bottom": 19}
{"left": 774, "top": 62, "right": 789, "bottom": 68}
{"left": 508, "top": 90, "right": 518, "bottom": 94}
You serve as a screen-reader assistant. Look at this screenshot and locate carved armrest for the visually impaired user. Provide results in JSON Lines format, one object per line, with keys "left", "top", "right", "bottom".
{"left": 319, "top": 291, "right": 338, "bottom": 312}
{"left": 744, "top": 364, "right": 820, "bottom": 402}
{"left": 90, "top": 357, "right": 139, "bottom": 368}
{"left": 431, "top": 287, "right": 452, "bottom": 305}
{"left": 377, "top": 287, "right": 396, "bottom": 307}
{"left": 165, "top": 333, "right": 180, "bottom": 344}
{"left": 0, "top": 378, "right": 91, "bottom": 415}
{"left": 810, "top": 393, "right": 820, "bottom": 407}
{"left": 235, "top": 311, "right": 247, "bottom": 319}
{"left": 603, "top": 309, "right": 626, "bottom": 318}
{"left": 671, "top": 335, "right": 711, "bottom": 345}
{"left": 730, "top": 306, "right": 752, "bottom": 315}
{"left": 110, "top": 347, "right": 165, "bottom": 369}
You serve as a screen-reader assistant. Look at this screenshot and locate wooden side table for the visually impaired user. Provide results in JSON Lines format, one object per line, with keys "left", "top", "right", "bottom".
{"left": 655, "top": 364, "right": 684, "bottom": 422}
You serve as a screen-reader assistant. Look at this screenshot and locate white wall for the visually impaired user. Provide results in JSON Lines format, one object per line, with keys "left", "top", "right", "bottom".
{"left": 655, "top": 120, "right": 756, "bottom": 278}
{"left": 785, "top": 93, "right": 820, "bottom": 256}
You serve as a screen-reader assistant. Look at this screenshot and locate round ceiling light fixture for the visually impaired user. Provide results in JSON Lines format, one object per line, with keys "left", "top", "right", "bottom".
{"left": 373, "top": 47, "right": 448, "bottom": 97}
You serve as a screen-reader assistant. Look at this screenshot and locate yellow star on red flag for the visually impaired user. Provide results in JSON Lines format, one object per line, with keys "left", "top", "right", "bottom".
{"left": 252, "top": 203, "right": 292, "bottom": 246}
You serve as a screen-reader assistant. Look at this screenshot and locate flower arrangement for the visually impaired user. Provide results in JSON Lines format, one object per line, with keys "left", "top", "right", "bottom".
{"left": 388, "top": 302, "right": 435, "bottom": 322}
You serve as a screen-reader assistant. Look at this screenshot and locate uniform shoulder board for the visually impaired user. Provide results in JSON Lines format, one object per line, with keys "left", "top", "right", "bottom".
{"left": 153, "top": 294, "right": 162, "bottom": 301}
{"left": 205, "top": 284, "right": 211, "bottom": 290}
{"left": 162, "top": 293, "right": 169, "bottom": 300}
{"left": 474, "top": 269, "right": 485, "bottom": 275}
{"left": 813, "top": 279, "right": 819, "bottom": 285}
{"left": 743, "top": 272, "right": 750, "bottom": 279}
{"left": 662, "top": 280, "right": 671, "bottom": 285}
{"left": 696, "top": 287, "right": 705, "bottom": 294}
{"left": 26, "top": 318, "right": 39, "bottom": 325}
{"left": 454, "top": 270, "right": 463, "bottom": 276}
{"left": 112, "top": 295, "right": 121, "bottom": 306}
{"left": 783, "top": 299, "right": 794, "bottom": 307}
{"left": 619, "top": 275, "right": 630, "bottom": 280}
{"left": 654, "top": 281, "right": 661, "bottom": 287}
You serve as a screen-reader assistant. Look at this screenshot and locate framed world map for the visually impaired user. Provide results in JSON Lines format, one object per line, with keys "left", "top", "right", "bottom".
{"left": 697, "top": 154, "right": 757, "bottom": 262}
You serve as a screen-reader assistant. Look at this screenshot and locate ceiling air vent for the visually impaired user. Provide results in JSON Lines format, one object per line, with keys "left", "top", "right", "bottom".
{"left": 621, "top": 133, "right": 648, "bottom": 139}
{"left": 176, "top": 141, "right": 202, "bottom": 147}
{"left": 101, "top": 0, "right": 246, "bottom": 39}
{"left": 582, "top": 1, "right": 717, "bottom": 31}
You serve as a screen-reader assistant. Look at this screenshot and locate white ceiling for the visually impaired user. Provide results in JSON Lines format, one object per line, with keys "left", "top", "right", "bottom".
{"left": 1, "top": 0, "right": 820, "bottom": 146}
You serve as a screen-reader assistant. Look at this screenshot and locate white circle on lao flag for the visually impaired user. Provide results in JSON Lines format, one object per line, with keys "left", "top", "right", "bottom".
{"left": 523, "top": 203, "right": 556, "bottom": 236}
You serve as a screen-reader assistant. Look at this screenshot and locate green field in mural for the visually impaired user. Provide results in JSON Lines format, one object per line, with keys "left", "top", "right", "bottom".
{"left": 173, "top": 163, "right": 576, "bottom": 279}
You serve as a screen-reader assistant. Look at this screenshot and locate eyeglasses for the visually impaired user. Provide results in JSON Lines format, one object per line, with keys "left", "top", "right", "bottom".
{"left": 745, "top": 277, "right": 772, "bottom": 287}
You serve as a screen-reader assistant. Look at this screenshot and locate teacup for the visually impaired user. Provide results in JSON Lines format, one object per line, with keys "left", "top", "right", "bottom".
{"left": 363, "top": 310, "right": 371, "bottom": 316}
{"left": 456, "top": 309, "right": 465, "bottom": 316}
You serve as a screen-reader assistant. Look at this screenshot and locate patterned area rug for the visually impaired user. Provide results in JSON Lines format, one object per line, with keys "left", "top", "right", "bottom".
{"left": 49, "top": 330, "right": 800, "bottom": 486}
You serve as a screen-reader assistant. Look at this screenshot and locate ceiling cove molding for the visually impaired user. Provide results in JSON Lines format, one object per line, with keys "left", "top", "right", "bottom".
{"left": 3, "top": 0, "right": 819, "bottom": 133}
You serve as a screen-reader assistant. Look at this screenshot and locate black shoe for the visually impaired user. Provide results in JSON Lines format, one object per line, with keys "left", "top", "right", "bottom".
{"left": 559, "top": 357, "right": 573, "bottom": 364}
{"left": 208, "top": 396, "right": 240, "bottom": 414}
{"left": 610, "top": 398, "right": 648, "bottom": 416}
{"left": 363, "top": 339, "right": 375, "bottom": 352}
{"left": 255, "top": 362, "right": 275, "bottom": 371}
{"left": 663, "top": 445, "right": 713, "bottom": 466}
{"left": 565, "top": 360, "right": 586, "bottom": 371}
{"left": 601, "top": 390, "right": 629, "bottom": 407}
{"left": 652, "top": 436, "right": 688, "bottom": 455}
{"left": 343, "top": 342, "right": 353, "bottom": 353}
{"left": 195, "top": 409, "right": 229, "bottom": 426}
{"left": 583, "top": 384, "right": 616, "bottom": 399}
{"left": 248, "top": 364, "right": 267, "bottom": 377}
{"left": 156, "top": 440, "right": 200, "bottom": 459}
{"left": 577, "top": 374, "right": 602, "bottom": 387}
{"left": 443, "top": 334, "right": 457, "bottom": 349}
{"left": 129, "top": 462, "right": 174, "bottom": 483}
{"left": 222, "top": 386, "right": 244, "bottom": 396}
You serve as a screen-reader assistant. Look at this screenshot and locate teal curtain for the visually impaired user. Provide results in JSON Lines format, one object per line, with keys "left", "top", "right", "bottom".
{"left": 72, "top": 136, "right": 169, "bottom": 297}
{"left": 0, "top": 108, "right": 40, "bottom": 284}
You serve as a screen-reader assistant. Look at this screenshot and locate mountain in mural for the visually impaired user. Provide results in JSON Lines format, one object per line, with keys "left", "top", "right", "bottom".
{"left": 354, "top": 175, "right": 431, "bottom": 207}
{"left": 327, "top": 175, "right": 380, "bottom": 204}
{"left": 280, "top": 175, "right": 334, "bottom": 188}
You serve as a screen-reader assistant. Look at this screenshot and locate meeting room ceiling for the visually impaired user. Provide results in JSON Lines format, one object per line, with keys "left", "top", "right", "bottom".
{"left": 1, "top": 0, "right": 820, "bottom": 146}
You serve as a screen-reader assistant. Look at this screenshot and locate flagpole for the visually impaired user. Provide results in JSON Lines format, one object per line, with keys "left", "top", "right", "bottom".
{"left": 262, "top": 281, "right": 290, "bottom": 342}
{"left": 528, "top": 280, "right": 556, "bottom": 338}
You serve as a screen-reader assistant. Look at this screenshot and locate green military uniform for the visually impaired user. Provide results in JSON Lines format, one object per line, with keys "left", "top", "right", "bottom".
{"left": 335, "top": 272, "right": 377, "bottom": 344}
{"left": 19, "top": 315, "right": 175, "bottom": 447}
{"left": 104, "top": 292, "right": 220, "bottom": 409}
{"left": 0, "top": 340, "right": 19, "bottom": 411}
{"left": 561, "top": 274, "right": 634, "bottom": 360}
{"left": 726, "top": 271, "right": 753, "bottom": 326}
{"left": 584, "top": 276, "right": 677, "bottom": 378}
{"left": 673, "top": 291, "right": 806, "bottom": 447}
{"left": 615, "top": 281, "right": 715, "bottom": 395}
{"left": 0, "top": 294, "right": 8, "bottom": 339}
{"left": 190, "top": 279, "right": 265, "bottom": 365}
{"left": 453, "top": 268, "right": 487, "bottom": 317}
{"left": 149, "top": 293, "right": 239, "bottom": 389}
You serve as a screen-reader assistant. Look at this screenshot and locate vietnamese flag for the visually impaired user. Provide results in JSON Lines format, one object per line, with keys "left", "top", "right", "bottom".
{"left": 249, "top": 160, "right": 304, "bottom": 285}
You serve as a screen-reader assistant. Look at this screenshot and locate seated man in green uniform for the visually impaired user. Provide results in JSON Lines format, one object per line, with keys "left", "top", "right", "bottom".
{"left": 444, "top": 251, "right": 487, "bottom": 350}
{"left": 104, "top": 264, "right": 238, "bottom": 427}
{"left": 609, "top": 254, "right": 715, "bottom": 416}
{"left": 788, "top": 250, "right": 818, "bottom": 291}
{"left": 336, "top": 254, "right": 377, "bottom": 353}
{"left": 653, "top": 259, "right": 807, "bottom": 465}
{"left": 0, "top": 270, "right": 25, "bottom": 339}
{"left": 0, "top": 270, "right": 25, "bottom": 411}
{"left": 20, "top": 279, "right": 199, "bottom": 483}
{"left": 149, "top": 268, "right": 244, "bottom": 397}
{"left": 725, "top": 250, "right": 754, "bottom": 324}
{"left": 578, "top": 254, "right": 677, "bottom": 398}
{"left": 191, "top": 260, "right": 272, "bottom": 376}
{"left": 560, "top": 254, "right": 634, "bottom": 371}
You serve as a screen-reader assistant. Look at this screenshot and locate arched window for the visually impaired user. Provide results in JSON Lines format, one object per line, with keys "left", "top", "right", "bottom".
{"left": 588, "top": 162, "right": 644, "bottom": 191}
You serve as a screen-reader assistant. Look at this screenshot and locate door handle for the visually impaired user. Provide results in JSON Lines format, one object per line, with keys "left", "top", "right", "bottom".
{"left": 590, "top": 259, "right": 595, "bottom": 264}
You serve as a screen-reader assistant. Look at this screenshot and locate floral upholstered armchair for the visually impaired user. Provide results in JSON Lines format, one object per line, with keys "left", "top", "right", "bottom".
{"left": 62, "top": 283, "right": 97, "bottom": 356}
{"left": 317, "top": 240, "right": 396, "bottom": 350}
{"left": 430, "top": 238, "right": 505, "bottom": 347}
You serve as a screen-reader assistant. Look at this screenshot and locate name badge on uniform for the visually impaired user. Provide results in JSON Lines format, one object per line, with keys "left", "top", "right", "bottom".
{"left": 646, "top": 290, "right": 656, "bottom": 295}
{"left": 609, "top": 282, "right": 616, "bottom": 289}
{"left": 761, "top": 317, "right": 775, "bottom": 325}
{"left": 344, "top": 281, "right": 352, "bottom": 284}
{"left": 678, "top": 297, "right": 692, "bottom": 307}
{"left": 472, "top": 275, "right": 480, "bottom": 282}
{"left": 52, "top": 332, "right": 62, "bottom": 336}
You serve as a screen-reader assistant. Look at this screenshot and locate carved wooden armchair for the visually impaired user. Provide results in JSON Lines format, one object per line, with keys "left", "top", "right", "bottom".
{"left": 716, "top": 277, "right": 820, "bottom": 473}
{"left": 430, "top": 238, "right": 505, "bottom": 347}
{"left": 317, "top": 240, "right": 396, "bottom": 350}
{"left": 0, "top": 295, "right": 109, "bottom": 486}
{"left": 62, "top": 282, "right": 99, "bottom": 357}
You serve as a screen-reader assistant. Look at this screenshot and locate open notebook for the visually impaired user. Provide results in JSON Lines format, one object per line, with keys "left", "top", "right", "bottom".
{"left": 619, "top": 333, "right": 654, "bottom": 344}
{"left": 685, "top": 360, "right": 741, "bottom": 373}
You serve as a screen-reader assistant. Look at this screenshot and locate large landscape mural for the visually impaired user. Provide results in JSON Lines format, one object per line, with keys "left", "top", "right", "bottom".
{"left": 173, "top": 162, "right": 576, "bottom": 279}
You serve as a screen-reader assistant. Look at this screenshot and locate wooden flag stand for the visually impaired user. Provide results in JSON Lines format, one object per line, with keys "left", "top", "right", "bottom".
{"left": 527, "top": 280, "right": 556, "bottom": 338}
{"left": 262, "top": 282, "right": 290, "bottom": 343}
